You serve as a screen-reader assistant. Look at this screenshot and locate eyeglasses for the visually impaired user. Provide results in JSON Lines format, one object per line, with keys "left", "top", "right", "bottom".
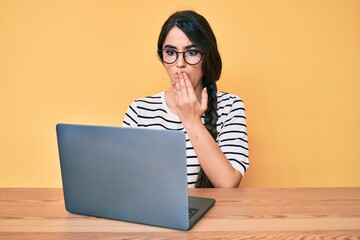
{"left": 158, "top": 49, "right": 204, "bottom": 65}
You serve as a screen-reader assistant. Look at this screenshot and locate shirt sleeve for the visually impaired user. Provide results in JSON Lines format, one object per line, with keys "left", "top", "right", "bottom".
{"left": 217, "top": 96, "right": 249, "bottom": 176}
{"left": 122, "top": 101, "right": 138, "bottom": 127}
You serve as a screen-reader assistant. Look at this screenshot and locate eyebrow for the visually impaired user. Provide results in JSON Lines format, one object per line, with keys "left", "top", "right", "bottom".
{"left": 163, "top": 44, "right": 198, "bottom": 49}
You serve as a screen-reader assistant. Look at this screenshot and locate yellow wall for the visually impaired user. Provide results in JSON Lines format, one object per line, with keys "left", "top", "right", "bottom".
{"left": 1, "top": 0, "right": 359, "bottom": 188}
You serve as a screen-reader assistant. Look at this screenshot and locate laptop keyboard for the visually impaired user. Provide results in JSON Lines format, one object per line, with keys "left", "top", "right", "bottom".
{"left": 188, "top": 207, "right": 200, "bottom": 219}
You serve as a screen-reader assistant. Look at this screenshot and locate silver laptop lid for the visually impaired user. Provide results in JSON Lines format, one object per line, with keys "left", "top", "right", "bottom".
{"left": 56, "top": 123, "right": 190, "bottom": 230}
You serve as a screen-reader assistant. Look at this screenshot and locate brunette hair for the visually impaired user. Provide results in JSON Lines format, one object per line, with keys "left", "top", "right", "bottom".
{"left": 157, "top": 10, "right": 222, "bottom": 188}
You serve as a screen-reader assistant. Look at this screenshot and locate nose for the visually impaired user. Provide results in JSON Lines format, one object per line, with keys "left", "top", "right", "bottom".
{"left": 176, "top": 52, "right": 186, "bottom": 68}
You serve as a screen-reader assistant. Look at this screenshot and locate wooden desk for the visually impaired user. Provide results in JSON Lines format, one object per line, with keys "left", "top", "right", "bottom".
{"left": 0, "top": 188, "right": 359, "bottom": 239}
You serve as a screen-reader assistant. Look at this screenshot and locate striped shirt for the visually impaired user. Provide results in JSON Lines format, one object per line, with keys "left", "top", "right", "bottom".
{"left": 122, "top": 91, "right": 249, "bottom": 188}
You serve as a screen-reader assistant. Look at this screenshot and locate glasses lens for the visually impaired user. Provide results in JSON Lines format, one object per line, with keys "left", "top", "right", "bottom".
{"left": 161, "top": 49, "right": 177, "bottom": 64}
{"left": 184, "top": 50, "right": 202, "bottom": 65}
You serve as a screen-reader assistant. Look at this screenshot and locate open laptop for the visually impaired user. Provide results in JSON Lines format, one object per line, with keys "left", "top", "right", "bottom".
{"left": 56, "top": 123, "right": 215, "bottom": 230}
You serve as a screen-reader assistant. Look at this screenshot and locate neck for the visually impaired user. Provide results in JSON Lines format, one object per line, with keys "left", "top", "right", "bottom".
{"left": 194, "top": 86, "right": 204, "bottom": 102}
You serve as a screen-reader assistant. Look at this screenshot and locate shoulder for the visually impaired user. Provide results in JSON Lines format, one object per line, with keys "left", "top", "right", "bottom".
{"left": 128, "top": 92, "right": 164, "bottom": 108}
{"left": 126, "top": 92, "right": 169, "bottom": 118}
{"left": 133, "top": 92, "right": 163, "bottom": 104}
{"left": 217, "top": 91, "right": 245, "bottom": 108}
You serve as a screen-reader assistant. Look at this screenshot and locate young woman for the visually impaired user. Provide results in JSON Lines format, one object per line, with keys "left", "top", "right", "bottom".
{"left": 123, "top": 10, "right": 249, "bottom": 188}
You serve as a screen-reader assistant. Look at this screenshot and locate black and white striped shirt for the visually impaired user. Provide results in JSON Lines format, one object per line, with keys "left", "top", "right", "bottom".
{"left": 122, "top": 91, "right": 249, "bottom": 188}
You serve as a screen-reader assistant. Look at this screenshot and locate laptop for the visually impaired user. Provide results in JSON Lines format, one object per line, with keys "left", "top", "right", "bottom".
{"left": 56, "top": 123, "right": 215, "bottom": 230}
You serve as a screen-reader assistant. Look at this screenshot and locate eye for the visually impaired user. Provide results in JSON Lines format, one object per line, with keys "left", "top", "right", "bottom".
{"left": 164, "top": 49, "right": 176, "bottom": 56}
{"left": 186, "top": 50, "right": 199, "bottom": 56}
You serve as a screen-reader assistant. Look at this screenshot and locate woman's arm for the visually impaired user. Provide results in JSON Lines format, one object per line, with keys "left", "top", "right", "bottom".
{"left": 173, "top": 73, "right": 242, "bottom": 187}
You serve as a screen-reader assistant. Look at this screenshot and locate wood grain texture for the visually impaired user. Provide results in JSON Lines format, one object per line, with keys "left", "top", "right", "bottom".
{"left": 0, "top": 188, "right": 359, "bottom": 239}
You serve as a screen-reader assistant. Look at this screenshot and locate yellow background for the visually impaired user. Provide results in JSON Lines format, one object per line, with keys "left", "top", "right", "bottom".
{"left": 1, "top": 0, "right": 359, "bottom": 188}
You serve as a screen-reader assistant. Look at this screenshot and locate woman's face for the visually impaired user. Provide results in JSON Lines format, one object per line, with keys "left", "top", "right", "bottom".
{"left": 162, "top": 26, "right": 204, "bottom": 93}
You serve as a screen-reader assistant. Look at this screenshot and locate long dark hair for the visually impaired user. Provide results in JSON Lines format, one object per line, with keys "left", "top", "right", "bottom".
{"left": 157, "top": 10, "right": 222, "bottom": 188}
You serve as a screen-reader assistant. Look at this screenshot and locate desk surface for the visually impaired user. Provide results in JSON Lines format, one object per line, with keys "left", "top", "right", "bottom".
{"left": 0, "top": 188, "right": 359, "bottom": 239}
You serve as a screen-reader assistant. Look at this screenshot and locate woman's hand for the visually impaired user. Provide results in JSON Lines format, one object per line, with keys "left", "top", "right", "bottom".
{"left": 172, "top": 71, "right": 208, "bottom": 125}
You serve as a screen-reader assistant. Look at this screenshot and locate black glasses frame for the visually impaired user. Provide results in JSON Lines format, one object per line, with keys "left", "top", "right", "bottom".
{"left": 158, "top": 49, "right": 204, "bottom": 65}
